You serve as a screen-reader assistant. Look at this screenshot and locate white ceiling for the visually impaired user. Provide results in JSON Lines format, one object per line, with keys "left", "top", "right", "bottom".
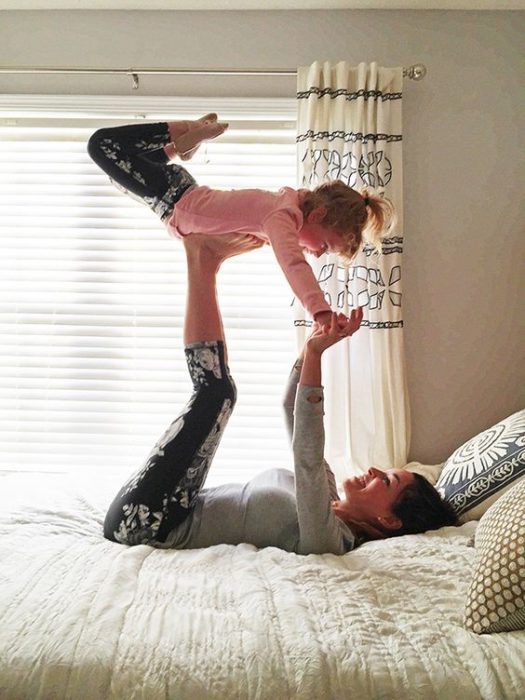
{"left": 0, "top": 0, "right": 524, "bottom": 9}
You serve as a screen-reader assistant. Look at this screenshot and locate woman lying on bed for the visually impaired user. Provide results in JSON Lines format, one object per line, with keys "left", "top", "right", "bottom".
{"left": 103, "top": 233, "right": 457, "bottom": 554}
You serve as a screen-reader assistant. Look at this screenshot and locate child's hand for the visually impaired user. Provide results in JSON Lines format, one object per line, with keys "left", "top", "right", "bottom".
{"left": 306, "top": 308, "right": 363, "bottom": 355}
{"left": 314, "top": 309, "right": 363, "bottom": 332}
{"left": 313, "top": 310, "right": 332, "bottom": 330}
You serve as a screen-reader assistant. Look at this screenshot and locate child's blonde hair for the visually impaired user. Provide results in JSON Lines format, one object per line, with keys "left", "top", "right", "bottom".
{"left": 302, "top": 180, "right": 396, "bottom": 261}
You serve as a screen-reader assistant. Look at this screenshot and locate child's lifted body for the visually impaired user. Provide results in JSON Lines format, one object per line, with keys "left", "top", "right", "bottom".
{"left": 88, "top": 115, "right": 395, "bottom": 326}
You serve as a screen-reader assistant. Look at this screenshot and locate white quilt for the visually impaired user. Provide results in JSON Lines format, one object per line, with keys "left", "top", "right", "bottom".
{"left": 0, "top": 473, "right": 524, "bottom": 700}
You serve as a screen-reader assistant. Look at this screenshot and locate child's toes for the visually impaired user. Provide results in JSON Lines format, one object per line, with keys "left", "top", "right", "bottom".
{"left": 199, "top": 112, "right": 218, "bottom": 124}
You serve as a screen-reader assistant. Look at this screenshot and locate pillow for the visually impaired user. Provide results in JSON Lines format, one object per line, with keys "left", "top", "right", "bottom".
{"left": 405, "top": 461, "right": 444, "bottom": 485}
{"left": 436, "top": 409, "right": 525, "bottom": 522}
{"left": 464, "top": 478, "right": 525, "bottom": 634}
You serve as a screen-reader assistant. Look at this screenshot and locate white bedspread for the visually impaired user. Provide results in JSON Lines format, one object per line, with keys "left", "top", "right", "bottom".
{"left": 0, "top": 473, "right": 523, "bottom": 700}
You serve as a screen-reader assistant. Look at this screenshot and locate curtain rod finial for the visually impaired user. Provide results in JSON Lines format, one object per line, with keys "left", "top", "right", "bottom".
{"left": 404, "top": 63, "right": 427, "bottom": 81}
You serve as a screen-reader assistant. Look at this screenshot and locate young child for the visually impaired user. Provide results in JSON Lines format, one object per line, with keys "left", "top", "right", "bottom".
{"left": 87, "top": 115, "right": 395, "bottom": 326}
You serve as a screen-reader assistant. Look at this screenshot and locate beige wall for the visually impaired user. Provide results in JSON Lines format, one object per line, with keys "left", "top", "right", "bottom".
{"left": 1, "top": 9, "right": 524, "bottom": 463}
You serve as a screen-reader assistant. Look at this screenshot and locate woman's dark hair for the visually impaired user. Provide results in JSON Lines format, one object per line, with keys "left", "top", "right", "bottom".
{"left": 386, "top": 473, "right": 458, "bottom": 538}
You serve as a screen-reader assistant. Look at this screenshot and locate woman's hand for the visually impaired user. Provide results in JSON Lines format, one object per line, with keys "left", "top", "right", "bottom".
{"left": 306, "top": 308, "right": 363, "bottom": 356}
{"left": 299, "top": 308, "right": 363, "bottom": 388}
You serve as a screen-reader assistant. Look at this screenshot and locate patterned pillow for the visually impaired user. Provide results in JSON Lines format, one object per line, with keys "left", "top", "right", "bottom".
{"left": 436, "top": 409, "right": 525, "bottom": 522}
{"left": 464, "top": 479, "right": 525, "bottom": 634}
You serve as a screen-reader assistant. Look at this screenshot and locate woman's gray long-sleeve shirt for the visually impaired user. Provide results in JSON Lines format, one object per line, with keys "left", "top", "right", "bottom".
{"left": 161, "top": 362, "right": 356, "bottom": 555}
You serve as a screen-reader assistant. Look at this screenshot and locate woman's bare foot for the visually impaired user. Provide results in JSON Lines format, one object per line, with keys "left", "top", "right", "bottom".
{"left": 183, "top": 233, "right": 264, "bottom": 269}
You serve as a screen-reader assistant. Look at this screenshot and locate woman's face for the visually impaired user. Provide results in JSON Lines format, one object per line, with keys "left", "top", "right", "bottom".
{"left": 332, "top": 467, "right": 415, "bottom": 532}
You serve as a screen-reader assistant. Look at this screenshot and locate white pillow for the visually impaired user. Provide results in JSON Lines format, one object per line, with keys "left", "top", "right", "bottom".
{"left": 405, "top": 461, "right": 444, "bottom": 485}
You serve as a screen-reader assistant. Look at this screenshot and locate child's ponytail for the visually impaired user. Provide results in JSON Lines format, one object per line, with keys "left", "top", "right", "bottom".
{"left": 303, "top": 181, "right": 397, "bottom": 261}
{"left": 359, "top": 188, "right": 397, "bottom": 251}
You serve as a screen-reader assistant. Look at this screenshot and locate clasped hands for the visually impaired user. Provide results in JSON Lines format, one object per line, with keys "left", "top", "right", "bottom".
{"left": 307, "top": 308, "right": 364, "bottom": 355}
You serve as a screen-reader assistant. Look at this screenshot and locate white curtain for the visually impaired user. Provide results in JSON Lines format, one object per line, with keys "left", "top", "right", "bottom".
{"left": 295, "top": 61, "right": 410, "bottom": 479}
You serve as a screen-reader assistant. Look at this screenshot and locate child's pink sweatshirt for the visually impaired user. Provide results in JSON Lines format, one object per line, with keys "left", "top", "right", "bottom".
{"left": 165, "top": 186, "right": 331, "bottom": 319}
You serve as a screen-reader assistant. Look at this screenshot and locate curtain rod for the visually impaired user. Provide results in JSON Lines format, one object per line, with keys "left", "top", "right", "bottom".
{"left": 0, "top": 63, "right": 427, "bottom": 89}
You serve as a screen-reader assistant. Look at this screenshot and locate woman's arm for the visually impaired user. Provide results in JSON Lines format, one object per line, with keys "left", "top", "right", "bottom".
{"left": 282, "top": 305, "right": 339, "bottom": 442}
{"left": 293, "top": 310, "right": 363, "bottom": 554}
{"left": 284, "top": 310, "right": 360, "bottom": 446}
{"left": 282, "top": 358, "right": 303, "bottom": 443}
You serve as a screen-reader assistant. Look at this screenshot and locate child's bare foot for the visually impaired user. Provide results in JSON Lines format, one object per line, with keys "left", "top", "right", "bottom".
{"left": 183, "top": 233, "right": 264, "bottom": 268}
{"left": 198, "top": 113, "right": 218, "bottom": 125}
{"left": 175, "top": 121, "right": 228, "bottom": 161}
{"left": 167, "top": 113, "right": 217, "bottom": 140}
{"left": 164, "top": 114, "right": 218, "bottom": 161}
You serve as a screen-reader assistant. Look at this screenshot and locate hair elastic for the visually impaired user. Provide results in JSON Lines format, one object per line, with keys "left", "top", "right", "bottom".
{"left": 363, "top": 196, "right": 370, "bottom": 206}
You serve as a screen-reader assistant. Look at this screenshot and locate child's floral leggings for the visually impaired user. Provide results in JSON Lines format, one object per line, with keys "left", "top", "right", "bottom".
{"left": 87, "top": 122, "right": 196, "bottom": 221}
{"left": 103, "top": 341, "right": 236, "bottom": 546}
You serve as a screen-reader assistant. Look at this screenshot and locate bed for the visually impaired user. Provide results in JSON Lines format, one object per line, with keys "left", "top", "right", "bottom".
{"left": 0, "top": 468, "right": 524, "bottom": 700}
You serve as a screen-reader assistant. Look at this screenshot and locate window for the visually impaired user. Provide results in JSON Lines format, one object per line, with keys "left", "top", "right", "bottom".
{"left": 0, "top": 96, "right": 299, "bottom": 486}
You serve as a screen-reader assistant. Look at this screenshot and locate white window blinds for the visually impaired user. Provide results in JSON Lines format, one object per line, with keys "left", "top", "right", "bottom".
{"left": 0, "top": 96, "right": 298, "bottom": 487}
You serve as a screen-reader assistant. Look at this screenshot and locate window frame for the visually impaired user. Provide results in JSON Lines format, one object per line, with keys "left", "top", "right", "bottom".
{"left": 0, "top": 94, "right": 301, "bottom": 485}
